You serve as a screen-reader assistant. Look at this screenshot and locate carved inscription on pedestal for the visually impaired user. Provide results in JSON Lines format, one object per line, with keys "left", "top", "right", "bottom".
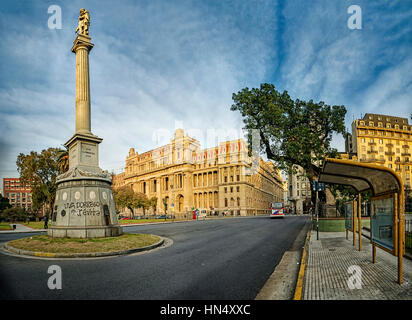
{"left": 80, "top": 142, "right": 97, "bottom": 165}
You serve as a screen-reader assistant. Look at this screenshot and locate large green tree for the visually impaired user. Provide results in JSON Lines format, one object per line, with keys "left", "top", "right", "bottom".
{"left": 231, "top": 83, "right": 347, "bottom": 178}
{"left": 113, "top": 186, "right": 149, "bottom": 218}
{"left": 16, "top": 148, "right": 62, "bottom": 217}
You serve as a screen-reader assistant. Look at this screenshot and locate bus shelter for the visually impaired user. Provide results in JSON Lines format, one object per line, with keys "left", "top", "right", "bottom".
{"left": 319, "top": 158, "right": 405, "bottom": 284}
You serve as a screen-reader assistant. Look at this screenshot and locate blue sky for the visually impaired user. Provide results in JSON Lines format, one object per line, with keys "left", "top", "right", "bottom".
{"left": 0, "top": 0, "right": 411, "bottom": 187}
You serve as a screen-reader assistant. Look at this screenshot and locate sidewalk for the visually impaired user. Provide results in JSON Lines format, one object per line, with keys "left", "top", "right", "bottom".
{"left": 0, "top": 223, "right": 46, "bottom": 234}
{"left": 302, "top": 231, "right": 412, "bottom": 300}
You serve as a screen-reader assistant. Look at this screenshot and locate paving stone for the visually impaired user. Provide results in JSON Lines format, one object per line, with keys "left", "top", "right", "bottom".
{"left": 302, "top": 231, "right": 412, "bottom": 300}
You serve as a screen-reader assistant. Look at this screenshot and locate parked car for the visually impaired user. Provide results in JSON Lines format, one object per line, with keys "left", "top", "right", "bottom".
{"left": 199, "top": 210, "right": 207, "bottom": 219}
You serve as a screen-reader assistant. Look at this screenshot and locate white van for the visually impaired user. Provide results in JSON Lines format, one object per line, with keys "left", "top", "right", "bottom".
{"left": 199, "top": 209, "right": 207, "bottom": 219}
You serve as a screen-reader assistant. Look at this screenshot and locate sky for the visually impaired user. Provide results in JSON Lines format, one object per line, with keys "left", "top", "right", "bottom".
{"left": 0, "top": 0, "right": 411, "bottom": 189}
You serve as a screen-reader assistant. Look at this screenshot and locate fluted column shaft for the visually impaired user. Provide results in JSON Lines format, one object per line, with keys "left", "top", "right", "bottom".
{"left": 75, "top": 46, "right": 91, "bottom": 133}
{"left": 71, "top": 34, "right": 94, "bottom": 134}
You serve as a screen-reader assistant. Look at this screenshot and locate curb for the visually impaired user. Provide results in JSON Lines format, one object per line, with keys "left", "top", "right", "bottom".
{"left": 119, "top": 215, "right": 254, "bottom": 227}
{"left": 0, "top": 229, "right": 47, "bottom": 234}
{"left": 293, "top": 225, "right": 311, "bottom": 300}
{"left": 3, "top": 236, "right": 165, "bottom": 259}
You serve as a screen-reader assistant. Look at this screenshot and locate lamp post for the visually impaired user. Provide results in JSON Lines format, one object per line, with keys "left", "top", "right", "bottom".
{"left": 170, "top": 183, "right": 175, "bottom": 221}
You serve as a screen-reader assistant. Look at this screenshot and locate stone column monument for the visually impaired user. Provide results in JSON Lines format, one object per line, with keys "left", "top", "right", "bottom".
{"left": 48, "top": 9, "right": 122, "bottom": 238}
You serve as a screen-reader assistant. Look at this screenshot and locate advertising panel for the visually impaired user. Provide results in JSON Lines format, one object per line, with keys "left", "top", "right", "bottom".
{"left": 345, "top": 202, "right": 352, "bottom": 231}
{"left": 371, "top": 195, "right": 394, "bottom": 252}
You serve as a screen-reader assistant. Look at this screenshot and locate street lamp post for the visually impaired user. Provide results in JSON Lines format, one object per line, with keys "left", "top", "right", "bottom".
{"left": 170, "top": 183, "right": 175, "bottom": 221}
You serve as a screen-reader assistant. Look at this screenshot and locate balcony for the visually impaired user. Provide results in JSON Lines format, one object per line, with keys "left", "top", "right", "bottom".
{"left": 386, "top": 143, "right": 394, "bottom": 147}
{"left": 401, "top": 153, "right": 411, "bottom": 157}
{"left": 360, "top": 158, "right": 377, "bottom": 163}
{"left": 367, "top": 150, "right": 378, "bottom": 154}
{"left": 385, "top": 151, "right": 395, "bottom": 156}
{"left": 403, "top": 145, "right": 410, "bottom": 149}
{"left": 368, "top": 142, "right": 376, "bottom": 146}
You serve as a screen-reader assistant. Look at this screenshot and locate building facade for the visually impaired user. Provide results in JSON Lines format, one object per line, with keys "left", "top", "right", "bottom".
{"left": 113, "top": 129, "right": 284, "bottom": 217}
{"left": 2, "top": 178, "right": 32, "bottom": 212}
{"left": 345, "top": 113, "right": 412, "bottom": 194}
{"left": 287, "top": 166, "right": 312, "bottom": 214}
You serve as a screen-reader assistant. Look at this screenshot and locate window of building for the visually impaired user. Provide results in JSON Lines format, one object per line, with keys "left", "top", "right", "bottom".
{"left": 388, "top": 164, "right": 392, "bottom": 169}
{"left": 361, "top": 138, "right": 365, "bottom": 143}
{"left": 379, "top": 139, "right": 383, "bottom": 144}
{"left": 236, "top": 186, "right": 240, "bottom": 192}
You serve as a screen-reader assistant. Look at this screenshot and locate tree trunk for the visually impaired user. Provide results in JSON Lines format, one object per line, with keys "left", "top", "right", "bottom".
{"left": 128, "top": 206, "right": 134, "bottom": 219}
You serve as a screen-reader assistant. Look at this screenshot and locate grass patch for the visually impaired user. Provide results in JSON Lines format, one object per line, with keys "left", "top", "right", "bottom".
{"left": 21, "top": 221, "right": 50, "bottom": 229}
{"left": 0, "top": 223, "right": 12, "bottom": 230}
{"left": 406, "top": 232, "right": 412, "bottom": 251}
{"left": 8, "top": 233, "right": 161, "bottom": 254}
{"left": 313, "top": 218, "right": 370, "bottom": 232}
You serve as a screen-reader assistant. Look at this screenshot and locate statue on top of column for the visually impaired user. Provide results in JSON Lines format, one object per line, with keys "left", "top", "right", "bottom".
{"left": 75, "top": 8, "right": 90, "bottom": 36}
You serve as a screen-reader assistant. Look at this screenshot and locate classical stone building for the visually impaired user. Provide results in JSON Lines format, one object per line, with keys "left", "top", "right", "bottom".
{"left": 287, "top": 166, "right": 312, "bottom": 214}
{"left": 345, "top": 113, "right": 412, "bottom": 195}
{"left": 113, "top": 129, "right": 284, "bottom": 217}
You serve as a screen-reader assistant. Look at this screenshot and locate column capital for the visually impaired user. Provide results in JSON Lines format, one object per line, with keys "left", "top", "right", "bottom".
{"left": 71, "top": 34, "right": 94, "bottom": 53}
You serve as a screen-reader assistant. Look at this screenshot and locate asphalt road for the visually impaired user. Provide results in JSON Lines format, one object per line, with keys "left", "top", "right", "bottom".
{"left": 0, "top": 215, "right": 309, "bottom": 300}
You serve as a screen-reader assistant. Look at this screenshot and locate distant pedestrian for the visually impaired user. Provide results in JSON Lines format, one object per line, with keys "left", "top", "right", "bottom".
{"left": 44, "top": 215, "right": 49, "bottom": 229}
